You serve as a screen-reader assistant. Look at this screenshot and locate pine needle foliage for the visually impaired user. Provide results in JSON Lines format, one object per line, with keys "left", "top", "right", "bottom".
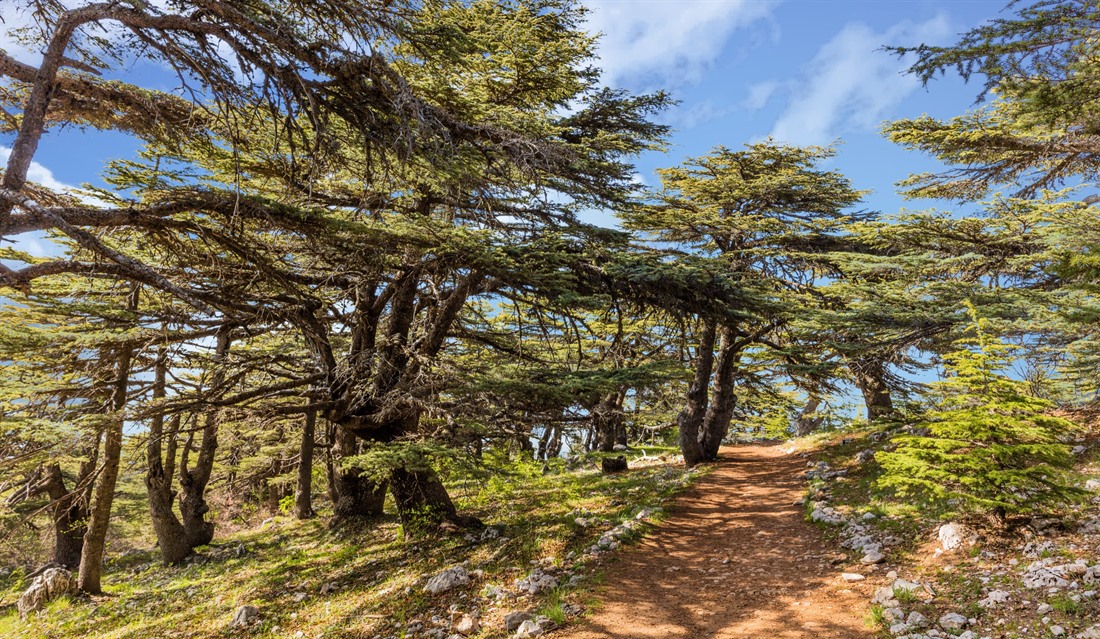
{"left": 877, "top": 303, "right": 1082, "bottom": 519}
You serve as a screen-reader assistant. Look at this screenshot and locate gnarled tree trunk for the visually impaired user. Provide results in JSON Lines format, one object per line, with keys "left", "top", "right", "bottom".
{"left": 177, "top": 328, "right": 230, "bottom": 550}
{"left": 145, "top": 344, "right": 192, "bottom": 564}
{"left": 678, "top": 319, "right": 717, "bottom": 467}
{"left": 700, "top": 325, "right": 739, "bottom": 461}
{"left": 793, "top": 397, "right": 824, "bottom": 436}
{"left": 328, "top": 424, "right": 386, "bottom": 521}
{"left": 850, "top": 358, "right": 894, "bottom": 421}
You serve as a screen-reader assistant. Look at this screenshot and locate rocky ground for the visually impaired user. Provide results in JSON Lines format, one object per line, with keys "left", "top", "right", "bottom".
{"left": 803, "top": 427, "right": 1100, "bottom": 639}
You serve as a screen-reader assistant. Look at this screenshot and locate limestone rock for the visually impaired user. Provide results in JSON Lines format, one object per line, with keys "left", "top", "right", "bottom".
{"left": 514, "top": 619, "right": 544, "bottom": 638}
{"left": 939, "top": 612, "right": 967, "bottom": 631}
{"left": 515, "top": 568, "right": 558, "bottom": 595}
{"left": 978, "top": 589, "right": 1010, "bottom": 608}
{"left": 505, "top": 611, "right": 534, "bottom": 632}
{"left": 937, "top": 523, "right": 975, "bottom": 552}
{"left": 453, "top": 614, "right": 479, "bottom": 636}
{"left": 425, "top": 566, "right": 470, "bottom": 595}
{"left": 841, "top": 573, "right": 865, "bottom": 582}
{"left": 1079, "top": 626, "right": 1100, "bottom": 639}
{"left": 17, "top": 567, "right": 77, "bottom": 618}
{"left": 229, "top": 605, "right": 260, "bottom": 628}
{"left": 862, "top": 550, "right": 886, "bottom": 564}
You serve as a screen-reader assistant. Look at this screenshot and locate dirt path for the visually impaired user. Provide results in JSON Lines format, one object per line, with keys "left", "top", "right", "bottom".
{"left": 559, "top": 445, "right": 872, "bottom": 638}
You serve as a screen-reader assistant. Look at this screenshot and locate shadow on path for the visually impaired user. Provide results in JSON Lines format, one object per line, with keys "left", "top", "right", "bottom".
{"left": 558, "top": 445, "right": 872, "bottom": 638}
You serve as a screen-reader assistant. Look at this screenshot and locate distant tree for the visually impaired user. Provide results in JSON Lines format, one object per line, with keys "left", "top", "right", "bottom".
{"left": 625, "top": 142, "right": 866, "bottom": 465}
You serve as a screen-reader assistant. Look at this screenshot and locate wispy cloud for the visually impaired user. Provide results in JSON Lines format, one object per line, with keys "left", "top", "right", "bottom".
{"left": 584, "top": 0, "right": 779, "bottom": 90}
{"left": 0, "top": 4, "right": 44, "bottom": 64}
{"left": 767, "top": 15, "right": 952, "bottom": 146}
{"left": 743, "top": 80, "right": 779, "bottom": 111}
{"left": 0, "top": 145, "right": 75, "bottom": 194}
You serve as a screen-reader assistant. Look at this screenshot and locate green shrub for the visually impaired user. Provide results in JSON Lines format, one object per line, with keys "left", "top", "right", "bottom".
{"left": 877, "top": 304, "right": 1082, "bottom": 520}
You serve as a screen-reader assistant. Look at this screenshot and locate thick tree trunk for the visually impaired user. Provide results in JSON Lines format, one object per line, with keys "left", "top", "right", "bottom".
{"left": 328, "top": 424, "right": 387, "bottom": 520}
{"left": 851, "top": 358, "right": 894, "bottom": 421}
{"left": 178, "top": 328, "right": 230, "bottom": 550}
{"left": 678, "top": 319, "right": 717, "bottom": 467}
{"left": 42, "top": 463, "right": 90, "bottom": 569}
{"left": 145, "top": 345, "right": 192, "bottom": 564}
{"left": 593, "top": 391, "right": 624, "bottom": 453}
{"left": 295, "top": 410, "right": 316, "bottom": 519}
{"left": 389, "top": 466, "right": 469, "bottom": 533}
{"left": 700, "top": 326, "right": 739, "bottom": 461}
{"left": 78, "top": 344, "right": 132, "bottom": 594}
{"left": 793, "top": 397, "right": 824, "bottom": 436}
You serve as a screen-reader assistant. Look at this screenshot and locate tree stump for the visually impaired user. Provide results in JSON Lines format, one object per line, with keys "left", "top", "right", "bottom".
{"left": 601, "top": 455, "right": 628, "bottom": 473}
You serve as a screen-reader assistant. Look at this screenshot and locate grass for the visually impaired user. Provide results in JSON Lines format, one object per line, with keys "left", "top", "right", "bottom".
{"left": 0, "top": 453, "right": 702, "bottom": 639}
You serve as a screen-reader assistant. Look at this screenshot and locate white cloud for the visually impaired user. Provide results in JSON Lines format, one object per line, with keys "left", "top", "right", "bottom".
{"left": 0, "top": 4, "right": 44, "bottom": 64}
{"left": 0, "top": 144, "right": 75, "bottom": 194}
{"left": 743, "top": 80, "right": 779, "bottom": 110}
{"left": 664, "top": 99, "right": 736, "bottom": 129}
{"left": 584, "top": 0, "right": 779, "bottom": 89}
{"left": 768, "top": 15, "right": 952, "bottom": 146}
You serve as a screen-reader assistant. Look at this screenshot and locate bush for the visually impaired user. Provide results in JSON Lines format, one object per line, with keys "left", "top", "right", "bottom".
{"left": 877, "top": 305, "right": 1082, "bottom": 520}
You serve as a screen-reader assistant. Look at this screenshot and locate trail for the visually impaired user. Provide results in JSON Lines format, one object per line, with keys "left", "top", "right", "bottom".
{"left": 559, "top": 445, "right": 872, "bottom": 638}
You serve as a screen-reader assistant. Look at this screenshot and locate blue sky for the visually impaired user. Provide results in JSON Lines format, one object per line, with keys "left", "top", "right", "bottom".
{"left": 1, "top": 0, "right": 1008, "bottom": 249}
{"left": 581, "top": 0, "right": 1007, "bottom": 224}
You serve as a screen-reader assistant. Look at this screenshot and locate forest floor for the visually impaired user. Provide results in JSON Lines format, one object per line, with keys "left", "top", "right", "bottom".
{"left": 558, "top": 444, "right": 871, "bottom": 639}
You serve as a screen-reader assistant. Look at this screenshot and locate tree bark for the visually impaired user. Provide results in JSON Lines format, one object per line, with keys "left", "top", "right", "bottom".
{"left": 793, "top": 397, "right": 824, "bottom": 436}
{"left": 42, "top": 462, "right": 90, "bottom": 569}
{"left": 678, "top": 318, "right": 717, "bottom": 467}
{"left": 78, "top": 342, "right": 132, "bottom": 594}
{"left": 851, "top": 358, "right": 894, "bottom": 421}
{"left": 145, "top": 341, "right": 191, "bottom": 564}
{"left": 177, "top": 327, "right": 230, "bottom": 550}
{"left": 593, "top": 391, "right": 624, "bottom": 453}
{"left": 389, "top": 466, "right": 469, "bottom": 533}
{"left": 328, "top": 424, "right": 386, "bottom": 521}
{"left": 700, "top": 325, "right": 739, "bottom": 461}
{"left": 295, "top": 409, "right": 316, "bottom": 519}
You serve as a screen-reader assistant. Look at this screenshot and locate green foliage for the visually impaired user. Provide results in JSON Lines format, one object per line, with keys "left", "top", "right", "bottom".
{"left": 877, "top": 304, "right": 1082, "bottom": 518}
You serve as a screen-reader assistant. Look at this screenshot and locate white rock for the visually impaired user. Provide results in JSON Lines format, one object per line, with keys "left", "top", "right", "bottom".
{"left": 17, "top": 568, "right": 77, "bottom": 618}
{"left": 862, "top": 550, "right": 886, "bottom": 564}
{"left": 424, "top": 566, "right": 470, "bottom": 595}
{"left": 514, "top": 619, "right": 544, "bottom": 638}
{"left": 884, "top": 608, "right": 906, "bottom": 623}
{"left": 515, "top": 568, "right": 558, "bottom": 595}
{"left": 1079, "top": 626, "right": 1100, "bottom": 639}
{"left": 229, "top": 605, "right": 260, "bottom": 628}
{"left": 1038, "top": 603, "right": 1053, "bottom": 614}
{"left": 938, "top": 523, "right": 976, "bottom": 552}
{"left": 841, "top": 573, "right": 865, "bottom": 582}
{"left": 889, "top": 622, "right": 911, "bottom": 635}
{"left": 939, "top": 612, "right": 968, "bottom": 631}
{"left": 1051, "top": 626, "right": 1065, "bottom": 636}
{"left": 907, "top": 611, "right": 928, "bottom": 627}
{"left": 978, "top": 589, "right": 1010, "bottom": 608}
{"left": 453, "top": 614, "right": 479, "bottom": 636}
{"left": 1073, "top": 445, "right": 1086, "bottom": 455}
{"left": 1085, "top": 479, "right": 1100, "bottom": 492}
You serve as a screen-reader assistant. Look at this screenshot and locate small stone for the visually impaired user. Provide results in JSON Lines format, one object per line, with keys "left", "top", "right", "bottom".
{"left": 907, "top": 611, "right": 928, "bottom": 627}
{"left": 1073, "top": 445, "right": 1087, "bottom": 455}
{"left": 883, "top": 608, "right": 905, "bottom": 623}
{"left": 453, "top": 614, "right": 479, "bottom": 636}
{"left": 514, "top": 619, "right": 543, "bottom": 638}
{"left": 939, "top": 612, "right": 968, "bottom": 631}
{"left": 229, "top": 605, "right": 260, "bottom": 628}
{"left": 1038, "top": 603, "right": 1053, "bottom": 614}
{"left": 862, "top": 550, "right": 886, "bottom": 564}
{"left": 841, "top": 573, "right": 865, "bottom": 582}
{"left": 938, "top": 523, "right": 976, "bottom": 552}
{"left": 1086, "top": 479, "right": 1100, "bottom": 492}
{"left": 425, "top": 566, "right": 470, "bottom": 595}
{"left": 505, "top": 612, "right": 534, "bottom": 632}
{"left": 1051, "top": 626, "right": 1065, "bottom": 636}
